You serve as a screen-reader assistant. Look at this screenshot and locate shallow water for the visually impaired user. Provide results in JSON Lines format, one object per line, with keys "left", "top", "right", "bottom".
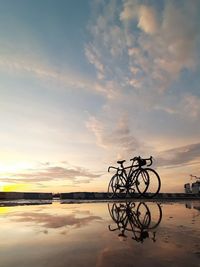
{"left": 0, "top": 200, "right": 199, "bottom": 267}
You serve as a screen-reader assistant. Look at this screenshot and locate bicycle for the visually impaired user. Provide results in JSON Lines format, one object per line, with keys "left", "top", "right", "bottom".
{"left": 107, "top": 156, "right": 161, "bottom": 198}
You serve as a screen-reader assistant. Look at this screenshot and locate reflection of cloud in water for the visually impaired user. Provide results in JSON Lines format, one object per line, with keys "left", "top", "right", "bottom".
{"left": 96, "top": 247, "right": 134, "bottom": 267}
{"left": 12, "top": 212, "right": 102, "bottom": 229}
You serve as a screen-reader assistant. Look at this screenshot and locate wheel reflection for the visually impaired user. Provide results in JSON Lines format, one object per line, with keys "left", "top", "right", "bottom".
{"left": 108, "top": 201, "right": 162, "bottom": 243}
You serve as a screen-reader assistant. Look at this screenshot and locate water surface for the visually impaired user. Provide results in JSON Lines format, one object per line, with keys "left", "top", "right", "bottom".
{"left": 0, "top": 200, "right": 199, "bottom": 267}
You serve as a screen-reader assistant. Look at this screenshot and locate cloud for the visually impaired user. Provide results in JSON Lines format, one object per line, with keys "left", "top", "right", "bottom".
{"left": 157, "top": 142, "right": 200, "bottom": 168}
{"left": 154, "top": 93, "right": 200, "bottom": 120}
{"left": 137, "top": 5, "right": 158, "bottom": 34}
{"left": 85, "top": 0, "right": 200, "bottom": 163}
{"left": 11, "top": 211, "right": 102, "bottom": 229}
{"left": 1, "top": 162, "right": 101, "bottom": 184}
{"left": 153, "top": 105, "right": 177, "bottom": 115}
{"left": 182, "top": 94, "right": 200, "bottom": 119}
{"left": 0, "top": 53, "right": 96, "bottom": 91}
{"left": 85, "top": 43, "right": 105, "bottom": 79}
{"left": 1, "top": 50, "right": 134, "bottom": 103}
{"left": 86, "top": 114, "right": 150, "bottom": 159}
{"left": 120, "top": 1, "right": 138, "bottom": 21}
{"left": 86, "top": 113, "right": 200, "bottom": 169}
{"left": 120, "top": 2, "right": 158, "bottom": 34}
{"left": 87, "top": 0, "right": 200, "bottom": 95}
{"left": 142, "top": 1, "right": 199, "bottom": 87}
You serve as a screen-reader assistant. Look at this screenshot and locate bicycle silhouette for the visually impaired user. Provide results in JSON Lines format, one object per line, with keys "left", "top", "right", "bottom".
{"left": 108, "top": 201, "right": 162, "bottom": 243}
{"left": 108, "top": 156, "right": 161, "bottom": 198}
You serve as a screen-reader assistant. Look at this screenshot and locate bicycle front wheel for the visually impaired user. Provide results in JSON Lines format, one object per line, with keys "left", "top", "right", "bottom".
{"left": 135, "top": 169, "right": 149, "bottom": 197}
{"left": 144, "top": 168, "right": 161, "bottom": 198}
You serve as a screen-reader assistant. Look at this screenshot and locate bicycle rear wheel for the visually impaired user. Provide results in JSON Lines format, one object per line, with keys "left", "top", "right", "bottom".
{"left": 107, "top": 174, "right": 127, "bottom": 198}
{"left": 107, "top": 175, "right": 115, "bottom": 198}
{"left": 144, "top": 168, "right": 161, "bottom": 198}
{"left": 108, "top": 203, "right": 121, "bottom": 222}
{"left": 109, "top": 202, "right": 128, "bottom": 223}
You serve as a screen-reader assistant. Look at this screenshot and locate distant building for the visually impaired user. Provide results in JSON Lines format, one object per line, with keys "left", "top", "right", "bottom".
{"left": 184, "top": 175, "right": 200, "bottom": 194}
{"left": 191, "top": 181, "right": 200, "bottom": 194}
{"left": 184, "top": 183, "right": 191, "bottom": 194}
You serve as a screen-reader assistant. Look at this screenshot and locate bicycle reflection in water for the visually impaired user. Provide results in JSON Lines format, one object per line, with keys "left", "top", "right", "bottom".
{"left": 108, "top": 201, "right": 162, "bottom": 243}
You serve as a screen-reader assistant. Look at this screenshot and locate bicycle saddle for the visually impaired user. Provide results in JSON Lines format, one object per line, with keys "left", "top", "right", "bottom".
{"left": 117, "top": 160, "right": 126, "bottom": 164}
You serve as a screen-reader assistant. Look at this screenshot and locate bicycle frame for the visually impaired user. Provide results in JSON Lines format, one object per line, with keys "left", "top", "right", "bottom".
{"left": 108, "top": 156, "right": 153, "bottom": 179}
{"left": 109, "top": 162, "right": 145, "bottom": 191}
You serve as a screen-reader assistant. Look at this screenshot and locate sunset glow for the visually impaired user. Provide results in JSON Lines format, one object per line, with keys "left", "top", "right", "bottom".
{"left": 2, "top": 184, "right": 29, "bottom": 192}
{"left": 0, "top": 0, "right": 200, "bottom": 193}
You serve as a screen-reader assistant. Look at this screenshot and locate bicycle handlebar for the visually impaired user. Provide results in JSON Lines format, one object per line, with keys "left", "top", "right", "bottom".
{"left": 147, "top": 156, "right": 153, "bottom": 167}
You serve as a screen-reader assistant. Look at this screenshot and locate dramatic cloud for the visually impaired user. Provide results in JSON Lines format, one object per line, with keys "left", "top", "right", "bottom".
{"left": 127, "top": 1, "right": 200, "bottom": 92}
{"left": 157, "top": 143, "right": 200, "bottom": 168}
{"left": 86, "top": 0, "right": 200, "bottom": 95}
{"left": 85, "top": 0, "right": 200, "bottom": 166}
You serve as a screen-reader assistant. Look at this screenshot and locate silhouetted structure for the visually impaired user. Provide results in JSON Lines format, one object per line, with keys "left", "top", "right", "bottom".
{"left": 0, "top": 192, "right": 52, "bottom": 200}
{"left": 184, "top": 175, "right": 200, "bottom": 194}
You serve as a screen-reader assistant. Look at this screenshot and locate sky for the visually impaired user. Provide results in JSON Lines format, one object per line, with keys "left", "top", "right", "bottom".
{"left": 0, "top": 0, "right": 200, "bottom": 193}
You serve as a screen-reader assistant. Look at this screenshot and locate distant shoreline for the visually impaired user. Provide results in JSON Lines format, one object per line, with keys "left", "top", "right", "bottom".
{"left": 0, "top": 191, "right": 200, "bottom": 200}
